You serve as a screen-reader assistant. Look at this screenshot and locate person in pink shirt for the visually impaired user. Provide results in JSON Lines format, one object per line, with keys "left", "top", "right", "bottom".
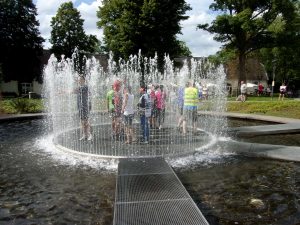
{"left": 154, "top": 85, "right": 163, "bottom": 129}
{"left": 160, "top": 84, "right": 167, "bottom": 124}
{"left": 148, "top": 84, "right": 156, "bottom": 128}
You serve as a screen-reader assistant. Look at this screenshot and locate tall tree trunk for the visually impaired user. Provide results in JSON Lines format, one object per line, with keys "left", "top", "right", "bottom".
{"left": 238, "top": 51, "right": 246, "bottom": 85}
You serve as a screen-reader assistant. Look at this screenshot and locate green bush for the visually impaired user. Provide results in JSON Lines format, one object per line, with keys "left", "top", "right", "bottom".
{"left": 0, "top": 98, "right": 43, "bottom": 114}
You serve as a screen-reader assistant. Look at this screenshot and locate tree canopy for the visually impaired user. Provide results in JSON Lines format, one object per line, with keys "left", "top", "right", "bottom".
{"left": 50, "top": 2, "right": 98, "bottom": 59}
{"left": 259, "top": 2, "right": 300, "bottom": 87}
{"left": 0, "top": 0, "right": 44, "bottom": 82}
{"left": 198, "top": 0, "right": 298, "bottom": 83}
{"left": 97, "top": 0, "right": 191, "bottom": 66}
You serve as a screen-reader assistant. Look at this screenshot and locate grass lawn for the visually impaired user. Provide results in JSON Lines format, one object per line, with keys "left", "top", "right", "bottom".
{"left": 226, "top": 96, "right": 300, "bottom": 119}
{"left": 1, "top": 96, "right": 300, "bottom": 120}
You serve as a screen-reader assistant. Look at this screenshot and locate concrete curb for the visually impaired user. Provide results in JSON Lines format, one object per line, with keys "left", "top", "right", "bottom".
{"left": 0, "top": 113, "right": 46, "bottom": 122}
{"left": 220, "top": 140, "right": 300, "bottom": 162}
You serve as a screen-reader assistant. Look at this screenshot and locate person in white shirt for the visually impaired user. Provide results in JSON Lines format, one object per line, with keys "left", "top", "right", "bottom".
{"left": 279, "top": 83, "right": 287, "bottom": 100}
{"left": 122, "top": 86, "right": 135, "bottom": 144}
{"left": 240, "top": 81, "right": 247, "bottom": 102}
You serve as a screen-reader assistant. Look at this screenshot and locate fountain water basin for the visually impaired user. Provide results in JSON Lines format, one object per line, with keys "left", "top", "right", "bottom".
{"left": 43, "top": 51, "right": 228, "bottom": 159}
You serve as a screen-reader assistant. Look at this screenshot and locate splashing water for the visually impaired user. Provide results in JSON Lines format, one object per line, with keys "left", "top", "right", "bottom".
{"left": 43, "top": 51, "right": 228, "bottom": 159}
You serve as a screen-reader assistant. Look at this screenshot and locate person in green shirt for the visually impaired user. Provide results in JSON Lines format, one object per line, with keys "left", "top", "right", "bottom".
{"left": 107, "top": 86, "right": 114, "bottom": 113}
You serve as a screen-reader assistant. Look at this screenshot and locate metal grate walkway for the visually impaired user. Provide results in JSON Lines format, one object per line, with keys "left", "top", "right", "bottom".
{"left": 113, "top": 157, "right": 209, "bottom": 225}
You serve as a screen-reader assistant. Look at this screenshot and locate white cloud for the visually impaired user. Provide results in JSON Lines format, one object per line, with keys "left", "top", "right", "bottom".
{"left": 36, "top": 0, "right": 76, "bottom": 48}
{"left": 178, "top": 0, "right": 222, "bottom": 57}
{"left": 35, "top": 0, "right": 221, "bottom": 56}
{"left": 77, "top": 1, "right": 103, "bottom": 41}
{"left": 35, "top": 0, "right": 103, "bottom": 48}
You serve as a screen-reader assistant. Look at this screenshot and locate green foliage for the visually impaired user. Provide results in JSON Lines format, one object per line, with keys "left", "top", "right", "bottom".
{"left": 0, "top": 0, "right": 44, "bottom": 82}
{"left": 198, "top": 0, "right": 298, "bottom": 82}
{"left": 176, "top": 40, "right": 192, "bottom": 57}
{"left": 97, "top": 0, "right": 191, "bottom": 65}
{"left": 50, "top": 2, "right": 98, "bottom": 59}
{"left": 226, "top": 101, "right": 300, "bottom": 119}
{"left": 0, "top": 99, "right": 43, "bottom": 114}
{"left": 259, "top": 2, "right": 300, "bottom": 87}
{"left": 208, "top": 48, "right": 236, "bottom": 65}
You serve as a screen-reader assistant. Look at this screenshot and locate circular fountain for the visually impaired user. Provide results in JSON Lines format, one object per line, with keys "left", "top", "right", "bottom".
{"left": 2, "top": 54, "right": 300, "bottom": 224}
{"left": 43, "top": 51, "right": 228, "bottom": 158}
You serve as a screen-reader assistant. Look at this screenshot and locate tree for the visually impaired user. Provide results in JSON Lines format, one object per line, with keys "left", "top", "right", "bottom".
{"left": 259, "top": 2, "right": 300, "bottom": 88}
{"left": 97, "top": 0, "right": 191, "bottom": 67}
{"left": 198, "top": 0, "right": 298, "bottom": 83}
{"left": 50, "top": 2, "right": 98, "bottom": 59}
{"left": 0, "top": 0, "right": 44, "bottom": 83}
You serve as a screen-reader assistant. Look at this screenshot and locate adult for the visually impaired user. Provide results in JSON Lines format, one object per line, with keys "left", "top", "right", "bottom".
{"left": 76, "top": 76, "right": 92, "bottom": 141}
{"left": 182, "top": 81, "right": 199, "bottom": 135}
{"left": 122, "top": 86, "right": 135, "bottom": 144}
{"left": 258, "top": 83, "right": 264, "bottom": 96}
{"left": 138, "top": 87, "right": 151, "bottom": 144}
{"left": 240, "top": 81, "right": 247, "bottom": 102}
{"left": 279, "top": 83, "right": 287, "bottom": 100}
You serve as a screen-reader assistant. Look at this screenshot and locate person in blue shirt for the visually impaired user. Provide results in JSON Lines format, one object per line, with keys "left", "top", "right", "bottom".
{"left": 176, "top": 86, "right": 184, "bottom": 131}
{"left": 138, "top": 87, "right": 151, "bottom": 144}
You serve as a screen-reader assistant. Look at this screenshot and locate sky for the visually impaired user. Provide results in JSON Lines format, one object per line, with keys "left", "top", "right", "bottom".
{"left": 33, "top": 0, "right": 222, "bottom": 57}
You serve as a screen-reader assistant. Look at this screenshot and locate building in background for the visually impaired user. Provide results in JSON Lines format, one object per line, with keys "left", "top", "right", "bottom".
{"left": 0, "top": 50, "right": 108, "bottom": 97}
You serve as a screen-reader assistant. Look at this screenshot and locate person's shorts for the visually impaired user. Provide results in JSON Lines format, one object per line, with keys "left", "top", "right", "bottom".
{"left": 154, "top": 108, "right": 161, "bottom": 118}
{"left": 123, "top": 114, "right": 134, "bottom": 126}
{"left": 108, "top": 109, "right": 115, "bottom": 118}
{"left": 183, "top": 108, "right": 197, "bottom": 122}
{"left": 151, "top": 107, "right": 157, "bottom": 117}
{"left": 109, "top": 109, "right": 122, "bottom": 118}
{"left": 280, "top": 91, "right": 286, "bottom": 95}
{"left": 79, "top": 107, "right": 89, "bottom": 120}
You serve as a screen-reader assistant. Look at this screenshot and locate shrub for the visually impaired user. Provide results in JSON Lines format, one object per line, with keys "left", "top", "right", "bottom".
{"left": 0, "top": 99, "right": 43, "bottom": 114}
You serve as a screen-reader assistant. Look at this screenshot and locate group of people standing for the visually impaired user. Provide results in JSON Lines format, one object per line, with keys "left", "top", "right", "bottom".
{"left": 238, "top": 80, "right": 288, "bottom": 102}
{"left": 106, "top": 80, "right": 167, "bottom": 144}
{"left": 76, "top": 76, "right": 202, "bottom": 143}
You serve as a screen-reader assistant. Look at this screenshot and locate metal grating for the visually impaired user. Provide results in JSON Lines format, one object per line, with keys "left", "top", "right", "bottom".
{"left": 117, "top": 174, "right": 190, "bottom": 202}
{"left": 114, "top": 157, "right": 209, "bottom": 225}
{"left": 118, "top": 157, "right": 173, "bottom": 175}
{"left": 115, "top": 199, "right": 208, "bottom": 225}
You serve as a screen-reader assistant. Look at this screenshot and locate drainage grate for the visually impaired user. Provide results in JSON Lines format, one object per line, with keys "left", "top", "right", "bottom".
{"left": 114, "top": 157, "right": 209, "bottom": 225}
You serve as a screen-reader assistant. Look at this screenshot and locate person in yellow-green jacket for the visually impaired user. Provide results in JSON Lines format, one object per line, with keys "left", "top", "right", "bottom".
{"left": 182, "top": 80, "right": 199, "bottom": 135}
